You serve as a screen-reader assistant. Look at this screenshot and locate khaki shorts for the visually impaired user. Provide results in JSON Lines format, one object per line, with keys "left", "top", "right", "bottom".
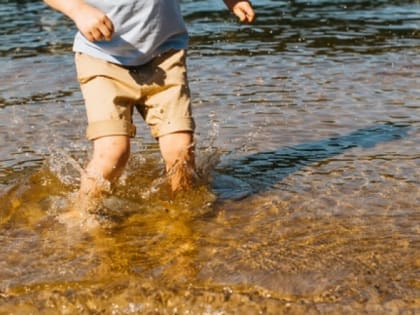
{"left": 75, "top": 49, "right": 195, "bottom": 140}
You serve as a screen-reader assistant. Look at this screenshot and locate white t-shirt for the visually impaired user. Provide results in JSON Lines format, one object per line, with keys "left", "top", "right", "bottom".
{"left": 73, "top": 0, "right": 188, "bottom": 66}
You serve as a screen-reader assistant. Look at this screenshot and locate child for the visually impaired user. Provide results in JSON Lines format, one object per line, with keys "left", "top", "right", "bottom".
{"left": 43, "top": 0, "right": 255, "bottom": 215}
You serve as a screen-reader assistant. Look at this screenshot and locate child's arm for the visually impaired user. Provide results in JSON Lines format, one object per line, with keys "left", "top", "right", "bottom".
{"left": 43, "top": 0, "right": 114, "bottom": 42}
{"left": 223, "top": 0, "right": 255, "bottom": 23}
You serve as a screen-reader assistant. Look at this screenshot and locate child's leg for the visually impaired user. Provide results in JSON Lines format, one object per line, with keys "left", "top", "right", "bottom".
{"left": 79, "top": 135, "right": 130, "bottom": 207}
{"left": 74, "top": 53, "right": 138, "bottom": 210}
{"left": 159, "top": 131, "right": 195, "bottom": 191}
{"left": 60, "top": 135, "right": 130, "bottom": 225}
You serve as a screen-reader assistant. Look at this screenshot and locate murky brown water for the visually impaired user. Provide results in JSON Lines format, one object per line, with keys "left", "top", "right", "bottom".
{"left": 1, "top": 0, "right": 419, "bottom": 314}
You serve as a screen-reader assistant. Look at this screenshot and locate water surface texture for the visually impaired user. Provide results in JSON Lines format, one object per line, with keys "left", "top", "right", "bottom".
{"left": 0, "top": 0, "right": 419, "bottom": 314}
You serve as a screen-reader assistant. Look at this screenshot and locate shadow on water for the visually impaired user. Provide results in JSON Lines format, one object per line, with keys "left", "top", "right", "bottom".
{"left": 212, "top": 123, "right": 409, "bottom": 200}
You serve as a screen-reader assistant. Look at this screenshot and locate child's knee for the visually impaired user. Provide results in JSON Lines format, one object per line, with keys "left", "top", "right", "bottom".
{"left": 93, "top": 136, "right": 130, "bottom": 168}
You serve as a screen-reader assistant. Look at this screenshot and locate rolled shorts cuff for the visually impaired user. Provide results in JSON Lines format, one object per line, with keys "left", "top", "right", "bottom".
{"left": 86, "top": 120, "right": 136, "bottom": 140}
{"left": 151, "top": 117, "right": 195, "bottom": 138}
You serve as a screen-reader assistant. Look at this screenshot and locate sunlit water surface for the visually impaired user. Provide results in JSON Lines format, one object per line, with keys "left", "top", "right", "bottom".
{"left": 0, "top": 0, "right": 419, "bottom": 314}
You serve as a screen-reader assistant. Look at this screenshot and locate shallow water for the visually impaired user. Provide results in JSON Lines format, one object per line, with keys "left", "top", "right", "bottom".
{"left": 1, "top": 0, "right": 419, "bottom": 314}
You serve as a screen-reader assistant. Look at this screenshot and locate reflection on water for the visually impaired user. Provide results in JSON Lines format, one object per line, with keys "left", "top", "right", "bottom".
{"left": 213, "top": 124, "right": 410, "bottom": 199}
{"left": 1, "top": 0, "right": 419, "bottom": 313}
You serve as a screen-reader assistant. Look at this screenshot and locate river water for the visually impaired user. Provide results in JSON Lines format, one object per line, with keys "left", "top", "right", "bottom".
{"left": 0, "top": 0, "right": 419, "bottom": 314}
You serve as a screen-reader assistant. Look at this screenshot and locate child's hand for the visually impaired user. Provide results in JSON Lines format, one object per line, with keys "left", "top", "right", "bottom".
{"left": 70, "top": 3, "right": 114, "bottom": 42}
{"left": 224, "top": 0, "right": 255, "bottom": 23}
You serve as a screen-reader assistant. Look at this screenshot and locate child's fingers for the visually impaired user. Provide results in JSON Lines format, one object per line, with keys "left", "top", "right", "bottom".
{"left": 82, "top": 18, "right": 114, "bottom": 41}
{"left": 233, "top": 3, "right": 255, "bottom": 23}
{"left": 98, "top": 21, "right": 114, "bottom": 40}
{"left": 92, "top": 15, "right": 114, "bottom": 41}
{"left": 245, "top": 8, "right": 255, "bottom": 23}
{"left": 102, "top": 16, "right": 115, "bottom": 39}
{"left": 87, "top": 28, "right": 102, "bottom": 42}
{"left": 74, "top": 5, "right": 115, "bottom": 42}
{"left": 233, "top": 7, "right": 247, "bottom": 22}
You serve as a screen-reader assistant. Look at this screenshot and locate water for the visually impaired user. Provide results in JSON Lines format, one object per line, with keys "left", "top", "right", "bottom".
{"left": 1, "top": 0, "right": 419, "bottom": 313}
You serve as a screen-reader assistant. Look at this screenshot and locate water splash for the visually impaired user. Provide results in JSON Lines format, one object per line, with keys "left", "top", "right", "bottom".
{"left": 46, "top": 150, "right": 84, "bottom": 187}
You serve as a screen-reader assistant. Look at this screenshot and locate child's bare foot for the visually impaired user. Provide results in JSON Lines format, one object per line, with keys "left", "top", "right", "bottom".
{"left": 57, "top": 190, "right": 104, "bottom": 229}
{"left": 167, "top": 154, "right": 197, "bottom": 193}
{"left": 57, "top": 206, "right": 99, "bottom": 229}
{"left": 158, "top": 132, "right": 196, "bottom": 192}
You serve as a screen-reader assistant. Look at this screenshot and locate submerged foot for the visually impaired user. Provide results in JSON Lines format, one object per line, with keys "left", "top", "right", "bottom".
{"left": 57, "top": 193, "right": 103, "bottom": 229}
{"left": 57, "top": 207, "right": 99, "bottom": 229}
